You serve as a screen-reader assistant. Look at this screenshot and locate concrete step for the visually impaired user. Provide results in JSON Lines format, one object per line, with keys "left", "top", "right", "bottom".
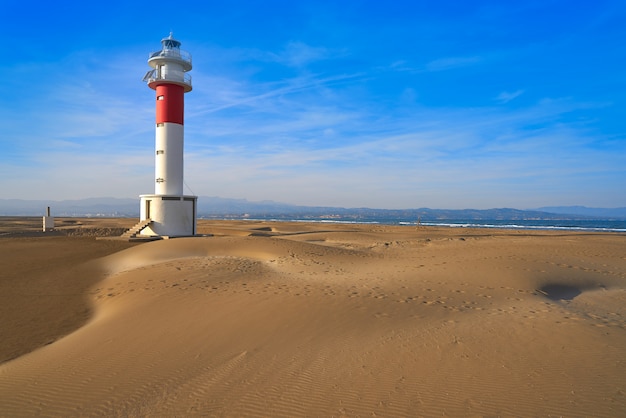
{"left": 120, "top": 219, "right": 153, "bottom": 239}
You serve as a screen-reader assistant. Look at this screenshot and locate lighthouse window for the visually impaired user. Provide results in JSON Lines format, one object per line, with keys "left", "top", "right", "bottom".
{"left": 156, "top": 150, "right": 164, "bottom": 155}
{"left": 157, "top": 123, "right": 164, "bottom": 127}
{"left": 157, "top": 95, "right": 164, "bottom": 100}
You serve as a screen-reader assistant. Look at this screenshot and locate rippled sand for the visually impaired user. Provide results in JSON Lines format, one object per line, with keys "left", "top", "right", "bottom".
{"left": 1, "top": 218, "right": 625, "bottom": 416}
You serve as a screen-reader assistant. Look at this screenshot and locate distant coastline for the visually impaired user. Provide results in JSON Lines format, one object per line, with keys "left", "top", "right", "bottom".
{"left": 1, "top": 197, "right": 625, "bottom": 233}
{"left": 211, "top": 216, "right": 626, "bottom": 233}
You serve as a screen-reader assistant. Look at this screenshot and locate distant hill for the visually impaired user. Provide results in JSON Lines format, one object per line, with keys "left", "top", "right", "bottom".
{"left": 3, "top": 197, "right": 623, "bottom": 221}
{"left": 0, "top": 198, "right": 139, "bottom": 217}
{"left": 536, "top": 206, "right": 626, "bottom": 219}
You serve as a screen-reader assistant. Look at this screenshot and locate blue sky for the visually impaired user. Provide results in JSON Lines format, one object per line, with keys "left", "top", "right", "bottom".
{"left": 2, "top": 0, "right": 625, "bottom": 209}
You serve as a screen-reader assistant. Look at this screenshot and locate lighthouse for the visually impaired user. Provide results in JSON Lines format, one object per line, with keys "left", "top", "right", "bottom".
{"left": 137, "top": 33, "right": 197, "bottom": 237}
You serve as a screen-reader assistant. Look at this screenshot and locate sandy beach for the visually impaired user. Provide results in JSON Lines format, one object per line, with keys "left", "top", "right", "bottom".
{"left": 1, "top": 217, "right": 625, "bottom": 416}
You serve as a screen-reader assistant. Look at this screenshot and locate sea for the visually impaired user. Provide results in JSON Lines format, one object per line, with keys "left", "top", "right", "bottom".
{"left": 412, "top": 219, "right": 626, "bottom": 233}
{"left": 230, "top": 216, "right": 626, "bottom": 233}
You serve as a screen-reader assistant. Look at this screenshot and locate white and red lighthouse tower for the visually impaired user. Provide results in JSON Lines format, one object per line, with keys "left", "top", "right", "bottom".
{"left": 139, "top": 34, "right": 197, "bottom": 237}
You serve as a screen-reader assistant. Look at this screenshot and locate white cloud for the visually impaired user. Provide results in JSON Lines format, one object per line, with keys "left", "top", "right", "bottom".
{"left": 495, "top": 89, "right": 525, "bottom": 104}
{"left": 179, "top": 88, "right": 624, "bottom": 208}
{"left": 3, "top": 37, "right": 625, "bottom": 208}
{"left": 276, "top": 41, "right": 332, "bottom": 68}
{"left": 425, "top": 56, "right": 481, "bottom": 72}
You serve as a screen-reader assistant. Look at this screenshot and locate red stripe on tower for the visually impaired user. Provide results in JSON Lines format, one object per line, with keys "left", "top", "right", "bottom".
{"left": 156, "top": 84, "right": 184, "bottom": 125}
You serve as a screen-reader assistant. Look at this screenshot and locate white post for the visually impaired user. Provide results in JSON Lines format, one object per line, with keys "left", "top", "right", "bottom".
{"left": 43, "top": 206, "right": 55, "bottom": 232}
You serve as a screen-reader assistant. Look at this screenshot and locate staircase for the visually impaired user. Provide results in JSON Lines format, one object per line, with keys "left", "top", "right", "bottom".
{"left": 120, "top": 219, "right": 154, "bottom": 239}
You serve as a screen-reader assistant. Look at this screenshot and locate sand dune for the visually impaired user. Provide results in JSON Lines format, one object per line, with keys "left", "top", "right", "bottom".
{"left": 1, "top": 220, "right": 625, "bottom": 416}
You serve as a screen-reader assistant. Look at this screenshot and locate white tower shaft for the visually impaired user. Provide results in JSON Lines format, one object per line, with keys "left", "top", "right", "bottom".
{"left": 153, "top": 83, "right": 185, "bottom": 195}
{"left": 155, "top": 123, "right": 184, "bottom": 195}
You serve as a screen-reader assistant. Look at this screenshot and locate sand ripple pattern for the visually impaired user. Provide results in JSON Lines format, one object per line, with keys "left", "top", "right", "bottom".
{"left": 1, "top": 226, "right": 626, "bottom": 416}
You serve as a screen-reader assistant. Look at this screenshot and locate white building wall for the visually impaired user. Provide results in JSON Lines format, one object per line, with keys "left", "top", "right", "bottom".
{"left": 43, "top": 216, "right": 54, "bottom": 232}
{"left": 139, "top": 195, "right": 197, "bottom": 236}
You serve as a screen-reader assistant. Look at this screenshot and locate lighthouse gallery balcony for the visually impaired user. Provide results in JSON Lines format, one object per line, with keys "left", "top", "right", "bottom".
{"left": 143, "top": 69, "right": 192, "bottom": 89}
{"left": 144, "top": 47, "right": 192, "bottom": 91}
{"left": 148, "top": 48, "right": 192, "bottom": 71}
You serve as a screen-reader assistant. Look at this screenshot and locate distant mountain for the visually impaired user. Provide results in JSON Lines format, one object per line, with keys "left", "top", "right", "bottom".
{"left": 197, "top": 196, "right": 301, "bottom": 215}
{"left": 211, "top": 206, "right": 598, "bottom": 222}
{"left": 2, "top": 198, "right": 623, "bottom": 221}
{"left": 536, "top": 206, "right": 626, "bottom": 219}
{"left": 0, "top": 198, "right": 138, "bottom": 217}
{"left": 0, "top": 197, "right": 303, "bottom": 217}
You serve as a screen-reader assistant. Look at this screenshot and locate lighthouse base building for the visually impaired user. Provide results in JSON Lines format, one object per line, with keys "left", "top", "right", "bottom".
{"left": 139, "top": 195, "right": 197, "bottom": 237}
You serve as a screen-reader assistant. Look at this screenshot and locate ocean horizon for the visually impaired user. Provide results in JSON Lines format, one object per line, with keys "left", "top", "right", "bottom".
{"left": 222, "top": 216, "right": 626, "bottom": 233}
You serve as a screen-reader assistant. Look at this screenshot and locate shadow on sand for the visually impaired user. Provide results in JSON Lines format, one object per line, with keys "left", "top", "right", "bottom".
{"left": 538, "top": 284, "right": 582, "bottom": 301}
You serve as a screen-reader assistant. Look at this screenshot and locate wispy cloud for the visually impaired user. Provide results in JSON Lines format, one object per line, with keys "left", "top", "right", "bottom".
{"left": 495, "top": 89, "right": 525, "bottom": 104}
{"left": 273, "top": 41, "right": 334, "bottom": 68}
{"left": 3, "top": 3, "right": 625, "bottom": 209}
{"left": 425, "top": 56, "right": 481, "bottom": 72}
{"left": 379, "top": 55, "right": 482, "bottom": 76}
{"left": 6, "top": 54, "right": 619, "bottom": 205}
{"left": 179, "top": 78, "right": 622, "bottom": 208}
{"left": 188, "top": 72, "right": 365, "bottom": 118}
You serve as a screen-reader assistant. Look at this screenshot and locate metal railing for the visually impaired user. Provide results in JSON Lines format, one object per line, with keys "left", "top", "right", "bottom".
{"left": 143, "top": 69, "right": 192, "bottom": 86}
{"left": 148, "top": 48, "right": 192, "bottom": 66}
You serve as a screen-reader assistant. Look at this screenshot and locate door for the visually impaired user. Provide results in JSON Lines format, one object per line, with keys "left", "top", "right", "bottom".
{"left": 145, "top": 200, "right": 151, "bottom": 219}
